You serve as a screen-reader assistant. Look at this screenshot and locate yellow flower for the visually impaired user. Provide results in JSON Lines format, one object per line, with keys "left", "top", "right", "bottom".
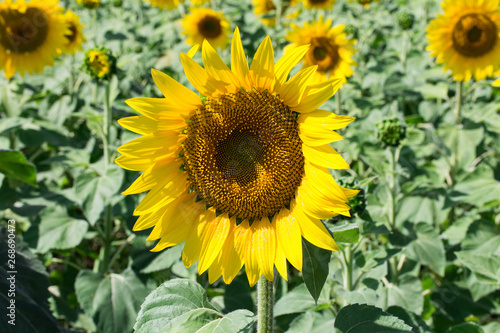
{"left": 116, "top": 27, "right": 358, "bottom": 286}
{"left": 302, "top": 0, "right": 336, "bottom": 10}
{"left": 348, "top": 0, "right": 379, "bottom": 8}
{"left": 61, "top": 10, "right": 85, "bottom": 55}
{"left": 0, "top": 0, "right": 67, "bottom": 79}
{"left": 76, "top": 0, "right": 100, "bottom": 9}
{"left": 286, "top": 17, "right": 358, "bottom": 84}
{"left": 143, "top": 0, "right": 183, "bottom": 10}
{"left": 493, "top": 76, "right": 500, "bottom": 87}
{"left": 427, "top": 0, "right": 500, "bottom": 82}
{"left": 253, "top": 0, "right": 297, "bottom": 27}
{"left": 84, "top": 48, "right": 115, "bottom": 80}
{"left": 190, "top": 0, "right": 210, "bottom": 6}
{"left": 182, "top": 8, "right": 230, "bottom": 49}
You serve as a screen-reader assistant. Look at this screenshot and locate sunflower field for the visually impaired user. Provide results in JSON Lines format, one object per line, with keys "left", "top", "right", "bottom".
{"left": 1, "top": 0, "right": 500, "bottom": 332}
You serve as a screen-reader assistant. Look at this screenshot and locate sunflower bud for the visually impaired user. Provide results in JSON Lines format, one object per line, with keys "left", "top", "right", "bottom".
{"left": 343, "top": 24, "right": 358, "bottom": 40}
{"left": 83, "top": 47, "right": 117, "bottom": 81}
{"left": 376, "top": 118, "right": 406, "bottom": 148}
{"left": 397, "top": 11, "right": 415, "bottom": 30}
{"left": 113, "top": 0, "right": 123, "bottom": 7}
{"left": 76, "top": 0, "right": 100, "bottom": 9}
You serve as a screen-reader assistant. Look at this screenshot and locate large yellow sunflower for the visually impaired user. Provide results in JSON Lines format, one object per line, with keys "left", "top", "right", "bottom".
{"left": 302, "top": 0, "right": 336, "bottom": 10}
{"left": 0, "top": 0, "right": 67, "bottom": 79}
{"left": 61, "top": 10, "right": 85, "bottom": 55}
{"left": 286, "top": 17, "right": 357, "bottom": 84}
{"left": 181, "top": 8, "right": 230, "bottom": 49}
{"left": 253, "top": 0, "right": 297, "bottom": 27}
{"left": 117, "top": 28, "right": 357, "bottom": 286}
{"left": 143, "top": 0, "right": 183, "bottom": 10}
{"left": 427, "top": 0, "right": 500, "bottom": 82}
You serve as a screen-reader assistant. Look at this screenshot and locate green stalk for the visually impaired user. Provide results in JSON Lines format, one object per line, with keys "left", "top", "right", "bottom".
{"left": 344, "top": 245, "right": 353, "bottom": 292}
{"left": 454, "top": 81, "right": 462, "bottom": 125}
{"left": 389, "top": 147, "right": 397, "bottom": 230}
{"left": 401, "top": 31, "right": 408, "bottom": 71}
{"left": 257, "top": 275, "right": 274, "bottom": 333}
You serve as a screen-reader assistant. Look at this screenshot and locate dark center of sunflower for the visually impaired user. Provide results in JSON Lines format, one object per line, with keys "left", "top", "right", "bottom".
{"left": 198, "top": 16, "right": 222, "bottom": 39}
{"left": 183, "top": 90, "right": 305, "bottom": 220}
{"left": 65, "top": 23, "right": 78, "bottom": 44}
{"left": 0, "top": 7, "right": 49, "bottom": 53}
{"left": 452, "top": 13, "right": 497, "bottom": 57}
{"left": 310, "top": 0, "right": 328, "bottom": 4}
{"left": 306, "top": 37, "right": 340, "bottom": 72}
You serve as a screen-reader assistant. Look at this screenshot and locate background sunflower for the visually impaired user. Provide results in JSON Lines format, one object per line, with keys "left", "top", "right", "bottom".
{"left": 61, "top": 10, "right": 85, "bottom": 55}
{"left": 181, "top": 7, "right": 230, "bottom": 49}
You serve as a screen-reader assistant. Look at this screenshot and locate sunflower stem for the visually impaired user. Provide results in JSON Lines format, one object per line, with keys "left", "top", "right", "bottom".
{"left": 454, "top": 81, "right": 462, "bottom": 125}
{"left": 343, "top": 244, "right": 353, "bottom": 302}
{"left": 336, "top": 90, "right": 342, "bottom": 115}
{"left": 257, "top": 275, "right": 274, "bottom": 333}
{"left": 401, "top": 31, "right": 408, "bottom": 72}
{"left": 388, "top": 147, "right": 398, "bottom": 230}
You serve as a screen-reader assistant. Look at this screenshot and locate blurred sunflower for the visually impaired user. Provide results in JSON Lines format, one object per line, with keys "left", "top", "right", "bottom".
{"left": 190, "top": 0, "right": 210, "bottom": 6}
{"left": 61, "top": 10, "right": 85, "bottom": 55}
{"left": 253, "top": 0, "right": 297, "bottom": 27}
{"left": 143, "top": 0, "right": 182, "bottom": 10}
{"left": 302, "top": 0, "right": 336, "bottom": 10}
{"left": 117, "top": 27, "right": 357, "bottom": 286}
{"left": 494, "top": 75, "right": 500, "bottom": 86}
{"left": 426, "top": 0, "right": 500, "bottom": 82}
{"left": 286, "top": 17, "right": 357, "bottom": 84}
{"left": 182, "top": 8, "right": 230, "bottom": 49}
{"left": 0, "top": 0, "right": 67, "bottom": 79}
{"left": 349, "top": 0, "right": 379, "bottom": 8}
{"left": 83, "top": 47, "right": 116, "bottom": 81}
{"left": 76, "top": 0, "right": 100, "bottom": 9}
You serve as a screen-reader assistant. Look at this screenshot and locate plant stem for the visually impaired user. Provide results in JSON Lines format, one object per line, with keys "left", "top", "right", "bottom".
{"left": 401, "top": 31, "right": 408, "bottom": 71}
{"left": 257, "top": 275, "right": 274, "bottom": 333}
{"left": 344, "top": 245, "right": 353, "bottom": 292}
{"left": 103, "top": 81, "right": 112, "bottom": 169}
{"left": 388, "top": 147, "right": 398, "bottom": 230}
{"left": 454, "top": 81, "right": 462, "bottom": 125}
{"left": 336, "top": 90, "right": 342, "bottom": 115}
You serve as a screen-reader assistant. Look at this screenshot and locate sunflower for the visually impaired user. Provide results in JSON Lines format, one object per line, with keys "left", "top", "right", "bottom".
{"left": 286, "top": 17, "right": 357, "bottom": 84}
{"left": 181, "top": 8, "right": 230, "bottom": 49}
{"left": 427, "top": 0, "right": 500, "bottom": 82}
{"left": 0, "top": 0, "right": 67, "bottom": 79}
{"left": 302, "top": 0, "right": 336, "bottom": 10}
{"left": 190, "top": 0, "right": 210, "bottom": 6}
{"left": 143, "top": 0, "right": 183, "bottom": 10}
{"left": 253, "top": 0, "right": 297, "bottom": 27}
{"left": 494, "top": 75, "right": 500, "bottom": 87}
{"left": 61, "top": 10, "right": 85, "bottom": 55}
{"left": 348, "top": 0, "right": 379, "bottom": 8}
{"left": 83, "top": 47, "right": 116, "bottom": 81}
{"left": 117, "top": 27, "right": 357, "bottom": 286}
{"left": 76, "top": 0, "right": 100, "bottom": 9}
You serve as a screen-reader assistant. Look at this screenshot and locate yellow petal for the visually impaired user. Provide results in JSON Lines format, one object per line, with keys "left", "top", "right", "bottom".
{"left": 298, "top": 109, "right": 355, "bottom": 130}
{"left": 125, "top": 97, "right": 192, "bottom": 120}
{"left": 182, "top": 208, "right": 217, "bottom": 268}
{"left": 151, "top": 68, "right": 201, "bottom": 108}
{"left": 297, "top": 179, "right": 351, "bottom": 219}
{"left": 117, "top": 131, "right": 184, "bottom": 160}
{"left": 208, "top": 251, "right": 223, "bottom": 284}
{"left": 180, "top": 52, "right": 227, "bottom": 97}
{"left": 122, "top": 157, "right": 181, "bottom": 195}
{"left": 133, "top": 205, "right": 168, "bottom": 231}
{"left": 293, "top": 203, "right": 338, "bottom": 251}
{"left": 304, "top": 161, "right": 348, "bottom": 202}
{"left": 234, "top": 221, "right": 260, "bottom": 287}
{"left": 250, "top": 36, "right": 274, "bottom": 91}
{"left": 220, "top": 220, "right": 243, "bottom": 284}
{"left": 292, "top": 79, "right": 342, "bottom": 113}
{"left": 231, "top": 27, "right": 252, "bottom": 90}
{"left": 187, "top": 44, "right": 200, "bottom": 58}
{"left": 253, "top": 216, "right": 276, "bottom": 281}
{"left": 115, "top": 155, "right": 153, "bottom": 171}
{"left": 303, "top": 143, "right": 349, "bottom": 169}
{"left": 273, "top": 44, "right": 310, "bottom": 91}
{"left": 278, "top": 65, "right": 317, "bottom": 107}
{"left": 343, "top": 187, "right": 360, "bottom": 199}
{"left": 275, "top": 208, "right": 302, "bottom": 271}
{"left": 119, "top": 115, "right": 186, "bottom": 134}
{"left": 275, "top": 240, "right": 288, "bottom": 281}
{"left": 198, "top": 213, "right": 231, "bottom": 274}
{"left": 299, "top": 122, "right": 344, "bottom": 146}
{"left": 202, "top": 40, "right": 240, "bottom": 94}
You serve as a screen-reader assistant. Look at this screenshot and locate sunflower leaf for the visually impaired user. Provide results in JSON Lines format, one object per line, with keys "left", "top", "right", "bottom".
{"left": 334, "top": 304, "right": 413, "bottom": 333}
{"left": 301, "top": 238, "right": 331, "bottom": 303}
{"left": 0, "top": 150, "right": 37, "bottom": 187}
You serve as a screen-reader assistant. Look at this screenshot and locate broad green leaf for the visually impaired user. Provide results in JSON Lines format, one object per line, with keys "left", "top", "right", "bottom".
{"left": 274, "top": 284, "right": 329, "bottom": 317}
{"left": 415, "top": 82, "right": 448, "bottom": 100}
{"left": 134, "top": 279, "right": 254, "bottom": 333}
{"left": 302, "top": 239, "right": 331, "bottom": 303}
{"left": 455, "top": 251, "right": 500, "bottom": 286}
{"left": 75, "top": 269, "right": 149, "bottom": 333}
{"left": 330, "top": 223, "right": 360, "bottom": 244}
{"left": 355, "top": 248, "right": 399, "bottom": 272}
{"left": 444, "top": 322, "right": 484, "bottom": 333}
{"left": 385, "top": 276, "right": 424, "bottom": 315}
{"left": 482, "top": 322, "right": 500, "bottom": 333}
{"left": 0, "top": 150, "right": 37, "bottom": 187}
{"left": 334, "top": 304, "right": 413, "bottom": 333}
{"left": 140, "top": 244, "right": 183, "bottom": 274}
{"left": 74, "top": 166, "right": 124, "bottom": 225}
{"left": 438, "top": 124, "right": 484, "bottom": 171}
{"left": 451, "top": 165, "right": 500, "bottom": 207}
{"left": 333, "top": 284, "right": 379, "bottom": 306}
{"left": 35, "top": 206, "right": 88, "bottom": 253}
{"left": 286, "top": 311, "right": 335, "bottom": 333}
{"left": 405, "top": 222, "right": 445, "bottom": 276}
{"left": 387, "top": 306, "right": 432, "bottom": 333}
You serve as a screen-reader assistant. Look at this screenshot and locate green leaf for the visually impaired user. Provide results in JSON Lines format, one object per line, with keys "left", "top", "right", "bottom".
{"left": 482, "top": 322, "right": 500, "bottom": 333}
{"left": 330, "top": 223, "right": 360, "bottom": 244}
{"left": 224, "top": 278, "right": 254, "bottom": 313}
{"left": 386, "top": 276, "right": 424, "bottom": 315}
{"left": 405, "top": 222, "right": 445, "bottom": 276}
{"left": 139, "top": 244, "right": 183, "bottom": 274}
{"left": 415, "top": 82, "right": 449, "bottom": 100}
{"left": 286, "top": 311, "right": 335, "bottom": 333}
{"left": 451, "top": 165, "right": 500, "bottom": 207}
{"left": 274, "top": 284, "right": 329, "bottom": 317}
{"left": 444, "top": 322, "right": 484, "bottom": 333}
{"left": 75, "top": 269, "right": 149, "bottom": 333}
{"left": 387, "top": 306, "right": 432, "bottom": 333}
{"left": 134, "top": 279, "right": 255, "bottom": 333}
{"left": 438, "top": 124, "right": 484, "bottom": 171}
{"left": 0, "top": 150, "right": 37, "bottom": 187}
{"left": 455, "top": 251, "right": 500, "bottom": 286}
{"left": 355, "top": 248, "right": 399, "bottom": 272}
{"left": 74, "top": 166, "right": 124, "bottom": 225}
{"left": 334, "top": 304, "right": 413, "bottom": 333}
{"left": 35, "top": 206, "right": 88, "bottom": 253}
{"left": 302, "top": 239, "right": 331, "bottom": 303}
